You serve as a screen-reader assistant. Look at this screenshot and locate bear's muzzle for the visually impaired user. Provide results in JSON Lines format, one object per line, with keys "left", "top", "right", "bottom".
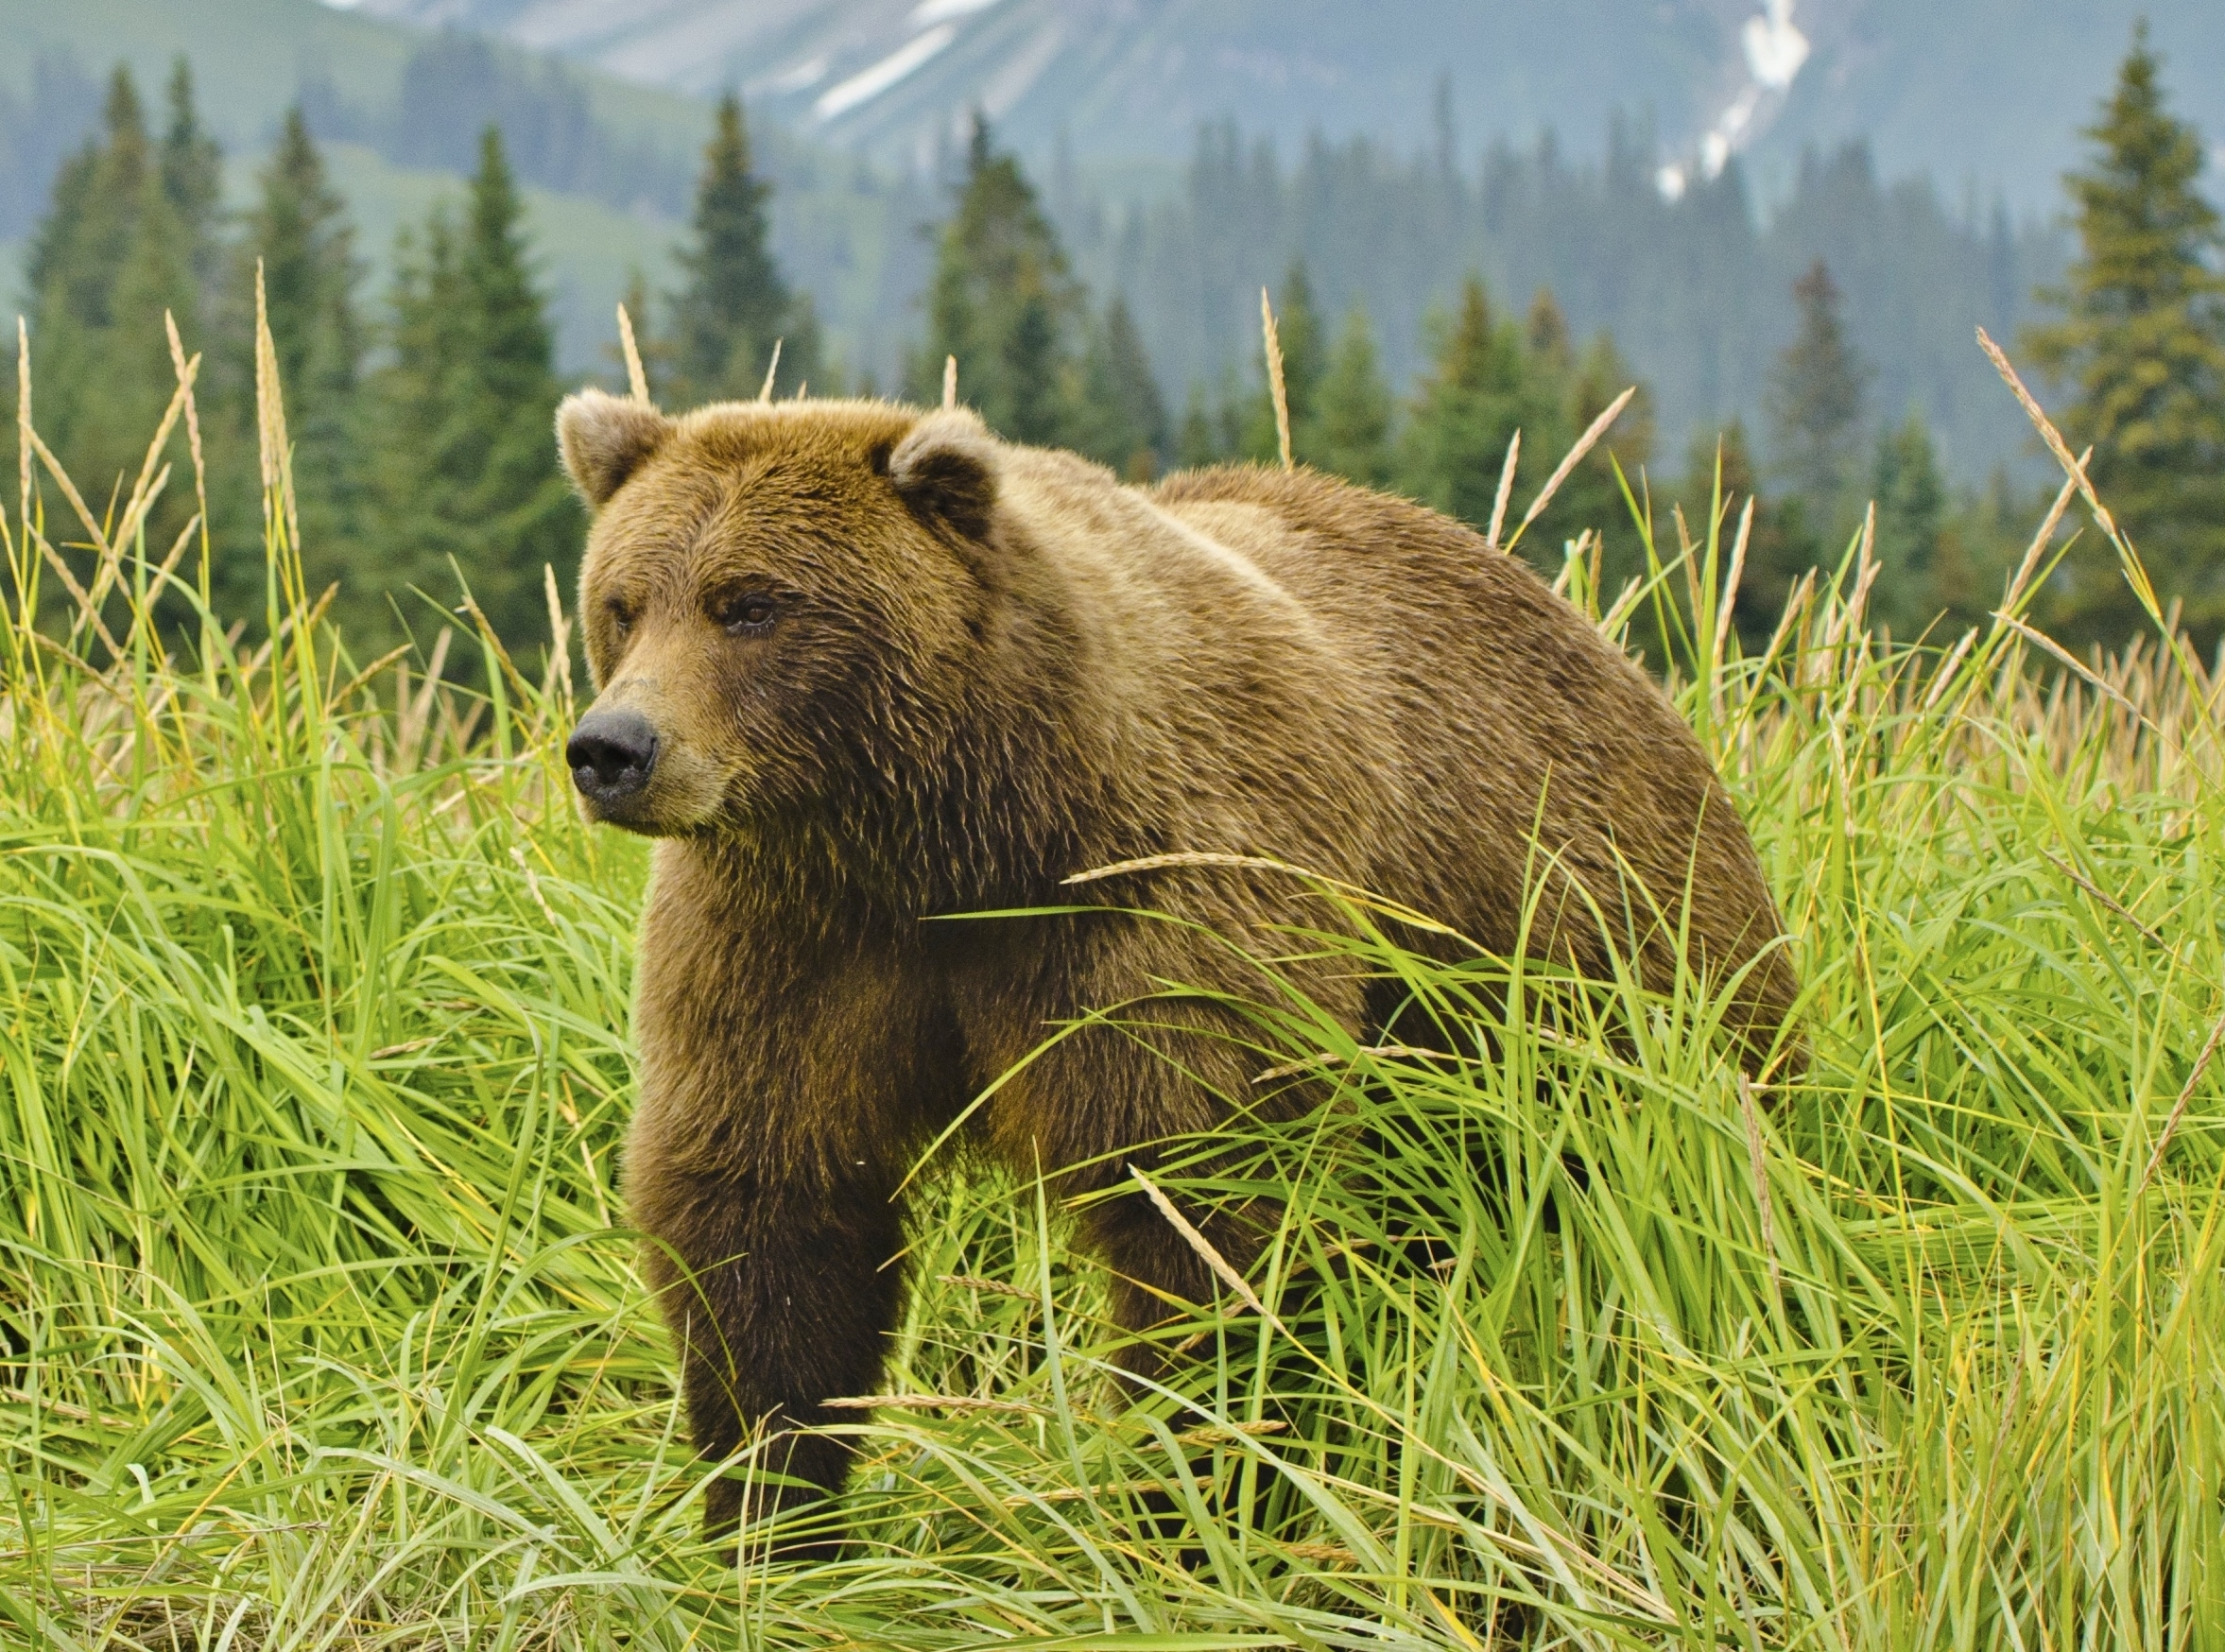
{"left": 568, "top": 708, "right": 660, "bottom": 811}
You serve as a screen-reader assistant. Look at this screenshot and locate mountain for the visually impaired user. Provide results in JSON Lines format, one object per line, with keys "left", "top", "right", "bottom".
{"left": 342, "top": 0, "right": 2225, "bottom": 211}
{"left": 0, "top": 0, "right": 2208, "bottom": 488}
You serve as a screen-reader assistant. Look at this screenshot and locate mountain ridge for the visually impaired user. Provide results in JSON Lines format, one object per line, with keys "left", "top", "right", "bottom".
{"left": 338, "top": 0, "right": 2225, "bottom": 211}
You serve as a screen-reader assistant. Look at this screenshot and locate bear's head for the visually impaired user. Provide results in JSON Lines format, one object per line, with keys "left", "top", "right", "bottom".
{"left": 555, "top": 389, "right": 1008, "bottom": 839}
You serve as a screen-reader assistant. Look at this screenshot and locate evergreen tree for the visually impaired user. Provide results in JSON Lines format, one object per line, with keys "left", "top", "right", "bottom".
{"left": 86, "top": 183, "right": 197, "bottom": 508}
{"left": 365, "top": 215, "right": 463, "bottom": 640}
{"left": 368, "top": 129, "right": 576, "bottom": 652}
{"left": 1683, "top": 420, "right": 1822, "bottom": 650}
{"left": 1214, "top": 366, "right": 1249, "bottom": 459}
{"left": 1872, "top": 409, "right": 1948, "bottom": 635}
{"left": 1935, "top": 467, "right": 2033, "bottom": 634}
{"left": 453, "top": 127, "right": 577, "bottom": 644}
{"left": 26, "top": 68, "right": 148, "bottom": 337}
{"left": 1538, "top": 330, "right": 1655, "bottom": 576}
{"left": 1400, "top": 277, "right": 1557, "bottom": 550}
{"left": 23, "top": 143, "right": 104, "bottom": 336}
{"left": 2024, "top": 23, "right": 2225, "bottom": 644}
{"left": 1309, "top": 306, "right": 1393, "bottom": 486}
{"left": 1524, "top": 289, "right": 1576, "bottom": 405}
{"left": 249, "top": 111, "right": 362, "bottom": 404}
{"left": 24, "top": 67, "right": 198, "bottom": 563}
{"left": 1766, "top": 259, "right": 1871, "bottom": 537}
{"left": 1002, "top": 285, "right": 1064, "bottom": 444}
{"left": 1245, "top": 259, "right": 1325, "bottom": 461}
{"left": 238, "top": 108, "right": 366, "bottom": 592}
{"left": 1174, "top": 384, "right": 1222, "bottom": 471}
{"left": 1071, "top": 292, "right": 1166, "bottom": 479}
{"left": 912, "top": 116, "right": 1079, "bottom": 445}
{"left": 669, "top": 93, "right": 815, "bottom": 404}
{"left": 159, "top": 58, "right": 223, "bottom": 295}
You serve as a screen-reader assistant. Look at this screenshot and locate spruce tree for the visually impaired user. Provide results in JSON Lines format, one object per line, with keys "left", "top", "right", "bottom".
{"left": 105, "top": 183, "right": 196, "bottom": 424}
{"left": 2025, "top": 24, "right": 2225, "bottom": 644}
{"left": 159, "top": 58, "right": 223, "bottom": 295}
{"left": 1872, "top": 410, "right": 1948, "bottom": 634}
{"left": 454, "top": 128, "right": 577, "bottom": 644}
{"left": 1400, "top": 277, "right": 1556, "bottom": 549}
{"left": 26, "top": 67, "right": 148, "bottom": 337}
{"left": 239, "top": 108, "right": 366, "bottom": 591}
{"left": 1214, "top": 366, "right": 1248, "bottom": 459}
{"left": 1002, "top": 289, "right": 1064, "bottom": 445}
{"left": 1686, "top": 421, "right": 1821, "bottom": 651}
{"left": 913, "top": 116, "right": 1079, "bottom": 445}
{"left": 1072, "top": 293, "right": 1166, "bottom": 478}
{"left": 365, "top": 215, "right": 464, "bottom": 642}
{"left": 1537, "top": 330, "right": 1654, "bottom": 577}
{"left": 1309, "top": 306, "right": 1393, "bottom": 486}
{"left": 26, "top": 66, "right": 199, "bottom": 565}
{"left": 1524, "top": 289, "right": 1575, "bottom": 406}
{"left": 1511, "top": 290, "right": 1578, "bottom": 543}
{"left": 23, "top": 147, "right": 102, "bottom": 339}
{"left": 369, "top": 130, "right": 576, "bottom": 653}
{"left": 1174, "top": 385, "right": 1222, "bottom": 471}
{"left": 1934, "top": 468, "right": 2030, "bottom": 634}
{"left": 1767, "top": 259, "right": 1871, "bottom": 540}
{"left": 669, "top": 93, "right": 815, "bottom": 404}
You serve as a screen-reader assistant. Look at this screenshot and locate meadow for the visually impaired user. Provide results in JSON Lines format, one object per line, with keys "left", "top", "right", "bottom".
{"left": 1, "top": 307, "right": 2220, "bottom": 1650}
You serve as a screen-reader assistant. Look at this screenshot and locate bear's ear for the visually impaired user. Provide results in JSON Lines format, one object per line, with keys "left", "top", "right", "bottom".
{"left": 885, "top": 407, "right": 998, "bottom": 542}
{"left": 557, "top": 388, "right": 671, "bottom": 508}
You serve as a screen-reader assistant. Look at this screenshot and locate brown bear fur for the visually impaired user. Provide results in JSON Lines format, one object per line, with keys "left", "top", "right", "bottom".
{"left": 554, "top": 387, "right": 1799, "bottom": 1536}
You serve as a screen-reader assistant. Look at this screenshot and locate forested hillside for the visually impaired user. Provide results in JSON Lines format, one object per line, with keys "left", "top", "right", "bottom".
{"left": 1, "top": 9, "right": 2061, "bottom": 480}
{"left": 1057, "top": 119, "right": 2058, "bottom": 484}
{"left": 5, "top": 4, "right": 2221, "bottom": 659}
{"left": 353, "top": 0, "right": 2225, "bottom": 215}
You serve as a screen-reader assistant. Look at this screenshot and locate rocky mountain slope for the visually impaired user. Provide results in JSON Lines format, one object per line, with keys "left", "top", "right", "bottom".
{"left": 341, "top": 0, "right": 2225, "bottom": 207}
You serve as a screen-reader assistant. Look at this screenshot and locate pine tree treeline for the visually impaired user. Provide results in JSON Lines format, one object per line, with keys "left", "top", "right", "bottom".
{"left": 16, "top": 62, "right": 216, "bottom": 617}
{"left": 363, "top": 129, "right": 578, "bottom": 648}
{"left": 9, "top": 29, "right": 2222, "bottom": 661}
{"left": 5, "top": 59, "right": 583, "bottom": 655}
{"left": 970, "top": 135, "right": 2058, "bottom": 644}
{"left": 1063, "top": 118, "right": 2059, "bottom": 491}
{"left": 2024, "top": 23, "right": 2225, "bottom": 645}
{"left": 662, "top": 94, "right": 819, "bottom": 404}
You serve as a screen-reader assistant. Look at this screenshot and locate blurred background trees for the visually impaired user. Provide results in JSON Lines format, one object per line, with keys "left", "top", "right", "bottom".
{"left": 662, "top": 94, "right": 818, "bottom": 405}
{"left": 2023, "top": 23, "right": 2225, "bottom": 646}
{"left": 3, "top": 23, "right": 2220, "bottom": 661}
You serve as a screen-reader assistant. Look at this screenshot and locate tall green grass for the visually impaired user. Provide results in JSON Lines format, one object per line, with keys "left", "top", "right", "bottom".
{"left": 1, "top": 304, "right": 2220, "bottom": 1649}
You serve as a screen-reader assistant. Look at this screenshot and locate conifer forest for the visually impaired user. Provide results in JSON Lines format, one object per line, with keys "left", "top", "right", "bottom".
{"left": 13, "top": 20, "right": 2224, "bottom": 658}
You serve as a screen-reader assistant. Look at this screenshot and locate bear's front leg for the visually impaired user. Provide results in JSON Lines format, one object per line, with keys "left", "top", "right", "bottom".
{"left": 629, "top": 1137, "right": 906, "bottom": 1543}
{"left": 990, "top": 998, "right": 1276, "bottom": 1383}
{"left": 625, "top": 852, "right": 964, "bottom": 1546}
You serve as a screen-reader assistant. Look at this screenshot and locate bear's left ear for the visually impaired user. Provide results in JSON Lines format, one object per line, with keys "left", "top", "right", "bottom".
{"left": 885, "top": 407, "right": 998, "bottom": 542}
{"left": 557, "top": 388, "right": 671, "bottom": 508}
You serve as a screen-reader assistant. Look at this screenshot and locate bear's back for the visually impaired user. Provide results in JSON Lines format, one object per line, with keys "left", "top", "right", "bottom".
{"left": 1144, "top": 463, "right": 1797, "bottom": 1041}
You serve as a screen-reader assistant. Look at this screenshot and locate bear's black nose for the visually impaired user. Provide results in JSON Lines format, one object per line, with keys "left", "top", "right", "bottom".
{"left": 567, "top": 709, "right": 660, "bottom": 803}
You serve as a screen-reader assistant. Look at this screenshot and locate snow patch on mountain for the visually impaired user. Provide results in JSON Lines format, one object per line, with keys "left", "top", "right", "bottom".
{"left": 814, "top": 23, "right": 956, "bottom": 120}
{"left": 1658, "top": 0, "right": 1811, "bottom": 199}
{"left": 909, "top": 0, "right": 1002, "bottom": 24}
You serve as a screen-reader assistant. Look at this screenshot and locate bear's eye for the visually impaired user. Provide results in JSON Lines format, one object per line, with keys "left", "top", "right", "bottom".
{"left": 607, "top": 596, "right": 634, "bottom": 635}
{"left": 713, "top": 591, "right": 779, "bottom": 635}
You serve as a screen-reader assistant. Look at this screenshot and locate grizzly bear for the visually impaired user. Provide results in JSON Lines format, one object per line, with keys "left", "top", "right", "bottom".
{"left": 555, "top": 388, "right": 1798, "bottom": 1537}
